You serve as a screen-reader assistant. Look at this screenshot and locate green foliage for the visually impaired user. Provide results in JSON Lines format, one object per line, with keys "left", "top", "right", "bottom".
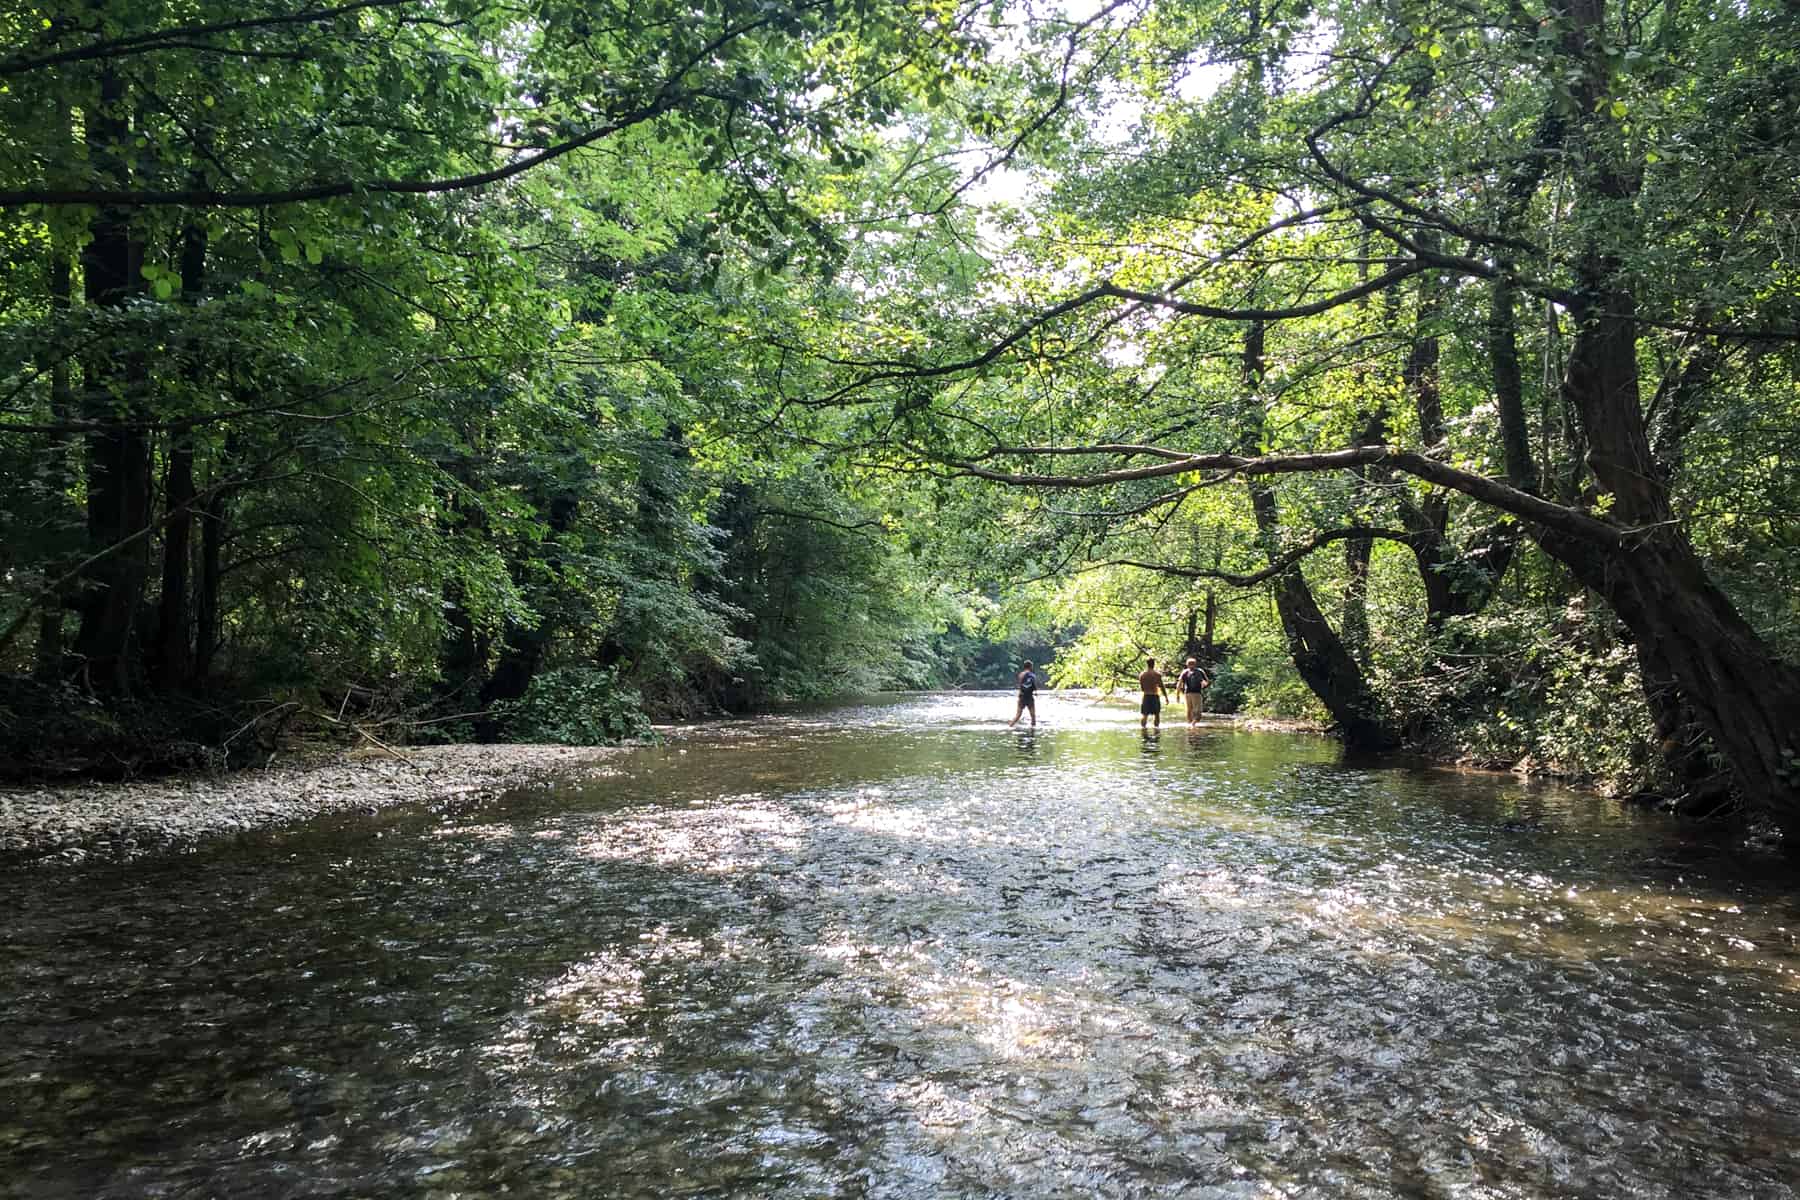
{"left": 3, "top": 0, "right": 1796, "bottom": 817}
{"left": 492, "top": 667, "right": 654, "bottom": 746}
{"left": 0, "top": 0, "right": 1008, "bottom": 758}
{"left": 1368, "top": 588, "right": 1657, "bottom": 792}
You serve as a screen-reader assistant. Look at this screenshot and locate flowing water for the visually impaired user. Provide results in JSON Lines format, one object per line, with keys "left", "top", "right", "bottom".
{"left": 5, "top": 692, "right": 1800, "bottom": 1199}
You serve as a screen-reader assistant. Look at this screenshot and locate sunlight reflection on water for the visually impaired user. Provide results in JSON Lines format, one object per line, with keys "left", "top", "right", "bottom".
{"left": 3, "top": 692, "right": 1800, "bottom": 1198}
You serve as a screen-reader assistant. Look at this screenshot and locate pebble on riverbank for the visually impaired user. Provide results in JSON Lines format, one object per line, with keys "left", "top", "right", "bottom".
{"left": 0, "top": 744, "right": 625, "bottom": 868}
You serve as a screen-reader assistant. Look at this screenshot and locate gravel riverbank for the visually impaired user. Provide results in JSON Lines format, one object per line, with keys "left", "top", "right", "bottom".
{"left": 0, "top": 743, "right": 627, "bottom": 867}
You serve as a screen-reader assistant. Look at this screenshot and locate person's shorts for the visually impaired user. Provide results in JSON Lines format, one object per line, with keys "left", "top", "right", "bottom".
{"left": 1018, "top": 689, "right": 1035, "bottom": 709}
{"left": 1140, "top": 694, "right": 1161, "bottom": 716}
{"left": 1185, "top": 692, "right": 1203, "bottom": 718}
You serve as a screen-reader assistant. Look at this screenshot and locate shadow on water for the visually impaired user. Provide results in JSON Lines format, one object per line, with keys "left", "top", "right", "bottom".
{"left": 3, "top": 692, "right": 1800, "bottom": 1198}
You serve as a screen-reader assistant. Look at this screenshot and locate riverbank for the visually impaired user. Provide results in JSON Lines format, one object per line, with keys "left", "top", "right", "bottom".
{"left": 0, "top": 743, "right": 627, "bottom": 867}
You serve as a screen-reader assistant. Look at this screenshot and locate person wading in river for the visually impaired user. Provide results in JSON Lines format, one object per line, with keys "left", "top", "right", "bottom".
{"left": 1176, "top": 658, "right": 1209, "bottom": 728}
{"left": 1008, "top": 661, "right": 1039, "bottom": 729}
{"left": 1138, "top": 657, "right": 1168, "bottom": 733}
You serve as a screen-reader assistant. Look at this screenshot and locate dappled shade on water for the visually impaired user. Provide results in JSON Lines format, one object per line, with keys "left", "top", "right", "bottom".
{"left": 3, "top": 694, "right": 1799, "bottom": 1197}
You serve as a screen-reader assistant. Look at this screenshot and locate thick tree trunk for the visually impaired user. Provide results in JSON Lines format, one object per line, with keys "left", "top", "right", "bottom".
{"left": 1631, "top": 334, "right": 1728, "bottom": 805}
{"left": 1253, "top": 488, "right": 1398, "bottom": 751}
{"left": 1533, "top": 0, "right": 1800, "bottom": 830}
{"left": 72, "top": 63, "right": 151, "bottom": 692}
{"left": 1549, "top": 527, "right": 1800, "bottom": 833}
{"left": 1542, "top": 284, "right": 1800, "bottom": 835}
{"left": 1242, "top": 321, "right": 1396, "bottom": 750}
{"left": 1637, "top": 636, "right": 1734, "bottom": 816}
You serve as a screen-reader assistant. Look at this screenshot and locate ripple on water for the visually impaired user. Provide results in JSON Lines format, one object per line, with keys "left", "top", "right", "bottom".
{"left": 2, "top": 692, "right": 1799, "bottom": 1198}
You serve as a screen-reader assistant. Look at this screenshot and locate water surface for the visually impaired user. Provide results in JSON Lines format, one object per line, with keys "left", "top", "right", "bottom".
{"left": 5, "top": 693, "right": 1799, "bottom": 1198}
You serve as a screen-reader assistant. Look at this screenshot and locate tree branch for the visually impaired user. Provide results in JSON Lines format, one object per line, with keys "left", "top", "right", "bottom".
{"left": 953, "top": 443, "right": 1624, "bottom": 546}
{"left": 754, "top": 507, "right": 885, "bottom": 536}
{"left": 1094, "top": 526, "right": 1415, "bottom": 587}
{"left": 1, "top": 3, "right": 819, "bottom": 208}
{"left": 2, "top": 0, "right": 418, "bottom": 75}
{"left": 0, "top": 101, "right": 683, "bottom": 208}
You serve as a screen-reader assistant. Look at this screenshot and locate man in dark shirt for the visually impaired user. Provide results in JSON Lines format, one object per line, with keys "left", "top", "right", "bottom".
{"left": 1138, "top": 657, "right": 1167, "bottom": 732}
{"left": 1177, "top": 657, "right": 1210, "bottom": 727}
{"left": 1008, "top": 660, "right": 1038, "bottom": 728}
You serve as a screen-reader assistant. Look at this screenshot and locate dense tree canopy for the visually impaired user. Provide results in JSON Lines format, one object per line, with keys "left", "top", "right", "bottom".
{"left": 3, "top": 0, "right": 1798, "bottom": 850}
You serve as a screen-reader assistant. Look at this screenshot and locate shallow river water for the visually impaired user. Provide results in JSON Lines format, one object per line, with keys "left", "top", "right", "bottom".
{"left": 5, "top": 693, "right": 1800, "bottom": 1199}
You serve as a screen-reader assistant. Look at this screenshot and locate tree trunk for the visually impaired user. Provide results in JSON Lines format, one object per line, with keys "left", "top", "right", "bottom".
{"left": 194, "top": 489, "right": 227, "bottom": 682}
{"left": 1242, "top": 321, "right": 1396, "bottom": 750}
{"left": 1341, "top": 533, "right": 1372, "bottom": 667}
{"left": 1540, "top": 271, "right": 1800, "bottom": 834}
{"left": 1548, "top": 524, "right": 1800, "bottom": 835}
{"left": 1490, "top": 275, "right": 1541, "bottom": 496}
{"left": 1535, "top": 0, "right": 1800, "bottom": 826}
{"left": 72, "top": 62, "right": 151, "bottom": 692}
{"left": 33, "top": 241, "right": 77, "bottom": 683}
{"left": 1636, "top": 635, "right": 1734, "bottom": 816}
{"left": 1201, "top": 587, "right": 1217, "bottom": 667}
{"left": 479, "top": 489, "right": 582, "bottom": 720}
{"left": 1389, "top": 266, "right": 1520, "bottom": 630}
{"left": 1629, "top": 334, "right": 1729, "bottom": 805}
{"left": 153, "top": 442, "right": 196, "bottom": 688}
{"left": 153, "top": 217, "right": 208, "bottom": 689}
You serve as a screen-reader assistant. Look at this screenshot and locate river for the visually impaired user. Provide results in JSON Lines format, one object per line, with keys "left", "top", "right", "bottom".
{"left": 4, "top": 692, "right": 1799, "bottom": 1198}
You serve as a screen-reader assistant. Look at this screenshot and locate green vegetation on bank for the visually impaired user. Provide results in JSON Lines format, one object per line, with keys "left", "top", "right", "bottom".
{"left": 3, "top": 1, "right": 1798, "bottom": 851}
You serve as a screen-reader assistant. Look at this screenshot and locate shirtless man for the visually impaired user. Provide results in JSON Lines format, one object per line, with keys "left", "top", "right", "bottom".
{"left": 1138, "top": 657, "right": 1168, "bottom": 732}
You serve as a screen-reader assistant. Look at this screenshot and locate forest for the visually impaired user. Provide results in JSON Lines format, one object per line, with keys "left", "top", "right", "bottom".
{"left": 2, "top": 0, "right": 1798, "bottom": 843}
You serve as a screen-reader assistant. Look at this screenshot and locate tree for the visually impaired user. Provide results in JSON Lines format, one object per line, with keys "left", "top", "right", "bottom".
{"left": 0, "top": 0, "right": 998, "bottom": 691}
{"left": 806, "top": 0, "right": 1800, "bottom": 835}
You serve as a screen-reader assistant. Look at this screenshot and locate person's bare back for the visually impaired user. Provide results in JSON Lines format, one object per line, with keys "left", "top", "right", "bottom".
{"left": 1137, "top": 658, "right": 1166, "bottom": 730}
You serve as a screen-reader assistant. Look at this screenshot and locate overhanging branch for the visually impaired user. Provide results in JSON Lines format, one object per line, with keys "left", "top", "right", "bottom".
{"left": 1096, "top": 525, "right": 1415, "bottom": 587}
{"left": 954, "top": 443, "right": 1623, "bottom": 547}
{"left": 1, "top": 0, "right": 418, "bottom": 76}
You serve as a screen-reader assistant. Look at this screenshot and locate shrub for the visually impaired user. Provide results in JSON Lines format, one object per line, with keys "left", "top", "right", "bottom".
{"left": 492, "top": 666, "right": 654, "bottom": 745}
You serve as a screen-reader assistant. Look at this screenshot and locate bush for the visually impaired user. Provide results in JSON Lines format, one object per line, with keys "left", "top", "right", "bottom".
{"left": 491, "top": 666, "right": 655, "bottom": 745}
{"left": 0, "top": 676, "right": 237, "bottom": 779}
{"left": 1200, "top": 662, "right": 1250, "bottom": 714}
{"left": 1371, "top": 598, "right": 1655, "bottom": 792}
